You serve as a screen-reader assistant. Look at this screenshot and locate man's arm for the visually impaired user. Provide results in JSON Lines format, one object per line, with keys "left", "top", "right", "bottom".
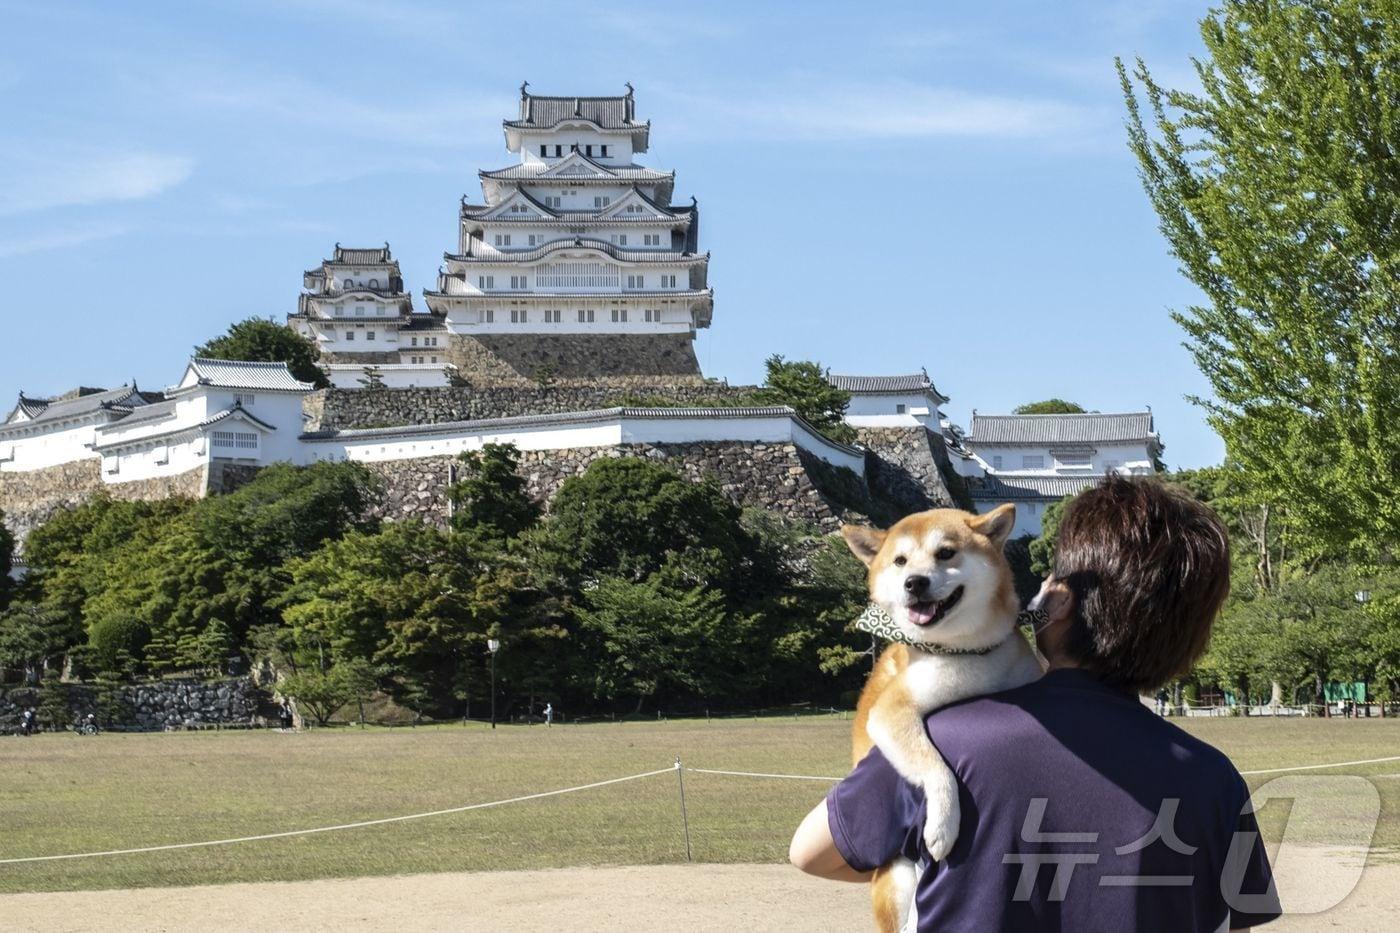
{"left": 788, "top": 799, "right": 873, "bottom": 882}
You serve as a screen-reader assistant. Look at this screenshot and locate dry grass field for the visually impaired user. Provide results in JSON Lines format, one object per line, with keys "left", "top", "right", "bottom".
{"left": 0, "top": 715, "right": 1397, "bottom": 897}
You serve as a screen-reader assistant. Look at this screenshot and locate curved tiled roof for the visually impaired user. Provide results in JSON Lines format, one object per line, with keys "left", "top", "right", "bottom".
{"left": 448, "top": 237, "right": 704, "bottom": 264}
{"left": 330, "top": 245, "right": 393, "bottom": 265}
{"left": 2, "top": 385, "right": 145, "bottom": 432}
{"left": 968, "top": 411, "right": 1157, "bottom": 447}
{"left": 507, "top": 90, "right": 639, "bottom": 130}
{"left": 967, "top": 474, "right": 1103, "bottom": 501}
{"left": 173, "top": 359, "right": 316, "bottom": 393}
{"left": 480, "top": 162, "right": 672, "bottom": 183}
{"left": 827, "top": 371, "right": 948, "bottom": 402}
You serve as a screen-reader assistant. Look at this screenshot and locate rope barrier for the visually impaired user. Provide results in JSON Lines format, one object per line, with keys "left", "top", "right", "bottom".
{"left": 686, "top": 767, "right": 843, "bottom": 782}
{"left": 0, "top": 766, "right": 677, "bottom": 866}
{"left": 7, "top": 752, "right": 1399, "bottom": 867}
{"left": 1239, "top": 754, "right": 1400, "bottom": 776}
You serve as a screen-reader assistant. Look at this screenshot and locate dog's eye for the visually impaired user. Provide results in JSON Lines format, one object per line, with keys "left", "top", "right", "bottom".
{"left": 935, "top": 547, "right": 957, "bottom": 561}
{"left": 892, "top": 555, "right": 907, "bottom": 567}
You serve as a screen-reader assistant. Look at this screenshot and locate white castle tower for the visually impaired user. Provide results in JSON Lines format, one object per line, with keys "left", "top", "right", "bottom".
{"left": 423, "top": 83, "right": 714, "bottom": 382}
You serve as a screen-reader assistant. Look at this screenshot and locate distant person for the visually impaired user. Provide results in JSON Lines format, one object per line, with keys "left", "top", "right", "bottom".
{"left": 544, "top": 703, "right": 554, "bottom": 727}
{"left": 1156, "top": 688, "right": 1170, "bottom": 716}
{"left": 19, "top": 708, "right": 36, "bottom": 736}
{"left": 279, "top": 701, "right": 294, "bottom": 730}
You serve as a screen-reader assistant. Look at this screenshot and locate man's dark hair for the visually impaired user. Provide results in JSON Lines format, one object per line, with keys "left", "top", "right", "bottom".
{"left": 1052, "top": 476, "right": 1230, "bottom": 692}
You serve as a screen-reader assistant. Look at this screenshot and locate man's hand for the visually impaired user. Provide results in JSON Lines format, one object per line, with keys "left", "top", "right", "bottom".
{"left": 789, "top": 799, "right": 874, "bottom": 883}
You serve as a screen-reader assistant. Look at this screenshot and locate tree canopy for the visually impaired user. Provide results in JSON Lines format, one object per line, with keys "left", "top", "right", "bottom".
{"left": 1120, "top": 0, "right": 1400, "bottom": 561}
{"left": 1013, "top": 399, "right": 1085, "bottom": 415}
{"left": 196, "top": 317, "right": 330, "bottom": 388}
{"left": 754, "top": 355, "right": 855, "bottom": 444}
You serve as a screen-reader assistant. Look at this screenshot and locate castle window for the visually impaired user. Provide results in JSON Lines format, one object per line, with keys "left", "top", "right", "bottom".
{"left": 554, "top": 145, "right": 562, "bottom": 157}
{"left": 600, "top": 145, "right": 609, "bottom": 157}
{"left": 896, "top": 404, "right": 906, "bottom": 414}
{"left": 644, "top": 234, "right": 660, "bottom": 246}
{"left": 644, "top": 308, "right": 661, "bottom": 322}
{"left": 510, "top": 275, "right": 528, "bottom": 289}
{"left": 366, "top": 331, "right": 376, "bottom": 341}
{"left": 617, "top": 233, "right": 627, "bottom": 245}
{"left": 411, "top": 337, "right": 418, "bottom": 346}
{"left": 1055, "top": 450, "right": 1093, "bottom": 469}
{"left": 660, "top": 274, "right": 677, "bottom": 288}
{"left": 369, "top": 278, "right": 379, "bottom": 289}
{"left": 482, "top": 309, "right": 494, "bottom": 323}
{"left": 355, "top": 306, "right": 365, "bottom": 316}
{"left": 585, "top": 145, "right": 593, "bottom": 156}
{"left": 510, "top": 309, "right": 528, "bottom": 323}
{"left": 431, "top": 356, "right": 438, "bottom": 363}
{"left": 1022, "top": 455, "right": 1045, "bottom": 469}
{"left": 478, "top": 275, "right": 495, "bottom": 289}
{"left": 594, "top": 195, "right": 611, "bottom": 208}
{"left": 539, "top": 145, "right": 547, "bottom": 157}
{"left": 345, "top": 331, "right": 355, "bottom": 341}
{"left": 342, "top": 279, "right": 352, "bottom": 289}
{"left": 992, "top": 455, "right": 1002, "bottom": 470}
{"left": 234, "top": 393, "right": 255, "bottom": 407}
{"left": 577, "top": 309, "right": 595, "bottom": 323}
{"left": 528, "top": 234, "right": 537, "bottom": 246}
{"left": 626, "top": 274, "right": 643, "bottom": 289}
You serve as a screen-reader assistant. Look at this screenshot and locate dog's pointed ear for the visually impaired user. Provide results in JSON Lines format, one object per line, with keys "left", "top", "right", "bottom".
{"left": 969, "top": 504, "right": 1016, "bottom": 547}
{"left": 841, "top": 524, "right": 886, "bottom": 566}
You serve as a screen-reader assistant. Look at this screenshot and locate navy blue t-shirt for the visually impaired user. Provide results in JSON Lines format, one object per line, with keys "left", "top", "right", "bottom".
{"left": 827, "top": 669, "right": 1281, "bottom": 931}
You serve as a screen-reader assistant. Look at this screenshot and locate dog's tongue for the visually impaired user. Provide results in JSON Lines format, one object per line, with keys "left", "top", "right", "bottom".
{"left": 907, "top": 603, "right": 937, "bottom": 626}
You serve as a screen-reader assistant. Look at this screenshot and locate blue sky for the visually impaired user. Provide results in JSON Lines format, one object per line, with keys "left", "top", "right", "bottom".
{"left": 0, "top": 0, "right": 1224, "bottom": 467}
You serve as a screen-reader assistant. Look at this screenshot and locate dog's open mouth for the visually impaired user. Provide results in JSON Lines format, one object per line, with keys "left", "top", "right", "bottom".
{"left": 906, "top": 586, "right": 965, "bottom": 627}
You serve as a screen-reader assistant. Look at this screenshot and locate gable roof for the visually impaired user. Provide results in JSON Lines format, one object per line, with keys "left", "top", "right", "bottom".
{"left": 2, "top": 385, "right": 146, "bottom": 432}
{"left": 329, "top": 244, "right": 393, "bottom": 265}
{"left": 507, "top": 88, "right": 639, "bottom": 130}
{"left": 170, "top": 359, "right": 316, "bottom": 394}
{"left": 967, "top": 411, "right": 1157, "bottom": 447}
{"left": 967, "top": 474, "right": 1102, "bottom": 502}
{"left": 827, "top": 372, "right": 949, "bottom": 404}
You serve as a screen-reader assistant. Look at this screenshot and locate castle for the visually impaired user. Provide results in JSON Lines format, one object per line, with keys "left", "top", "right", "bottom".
{"left": 1, "top": 86, "right": 1161, "bottom": 559}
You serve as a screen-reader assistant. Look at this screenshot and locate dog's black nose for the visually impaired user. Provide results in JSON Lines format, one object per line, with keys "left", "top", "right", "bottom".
{"left": 904, "top": 575, "right": 931, "bottom": 595}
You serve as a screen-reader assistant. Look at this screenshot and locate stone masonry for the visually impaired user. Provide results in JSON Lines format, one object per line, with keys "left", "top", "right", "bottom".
{"left": 446, "top": 333, "right": 704, "bottom": 385}
{"left": 1, "top": 676, "right": 263, "bottom": 732}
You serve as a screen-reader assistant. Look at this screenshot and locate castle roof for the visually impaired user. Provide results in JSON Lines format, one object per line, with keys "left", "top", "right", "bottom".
{"left": 506, "top": 86, "right": 641, "bottom": 131}
{"left": 827, "top": 371, "right": 948, "bottom": 403}
{"left": 967, "top": 474, "right": 1102, "bottom": 502}
{"left": 967, "top": 411, "right": 1157, "bottom": 447}
{"left": 169, "top": 359, "right": 316, "bottom": 395}
{"left": 327, "top": 244, "right": 394, "bottom": 266}
{"left": 447, "top": 237, "right": 706, "bottom": 264}
{"left": 3, "top": 384, "right": 146, "bottom": 431}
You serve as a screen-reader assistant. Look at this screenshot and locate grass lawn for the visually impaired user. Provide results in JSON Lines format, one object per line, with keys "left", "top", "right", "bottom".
{"left": 1, "top": 715, "right": 1397, "bottom": 893}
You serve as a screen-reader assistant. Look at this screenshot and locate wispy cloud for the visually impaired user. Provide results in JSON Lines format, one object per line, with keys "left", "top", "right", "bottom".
{"left": 0, "top": 151, "right": 193, "bottom": 216}
{"left": 0, "top": 221, "right": 130, "bottom": 257}
{"left": 663, "top": 79, "right": 1096, "bottom": 142}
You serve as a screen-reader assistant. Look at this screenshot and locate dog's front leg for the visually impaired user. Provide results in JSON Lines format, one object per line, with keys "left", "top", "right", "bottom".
{"left": 865, "top": 683, "right": 961, "bottom": 863}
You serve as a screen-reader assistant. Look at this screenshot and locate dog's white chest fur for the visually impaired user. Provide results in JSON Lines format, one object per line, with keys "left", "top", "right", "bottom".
{"left": 900, "top": 636, "right": 1041, "bottom": 716}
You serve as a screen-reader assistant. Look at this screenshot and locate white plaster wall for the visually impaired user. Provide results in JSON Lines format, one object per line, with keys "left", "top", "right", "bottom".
{"left": 102, "top": 434, "right": 208, "bottom": 483}
{"left": 0, "top": 420, "right": 103, "bottom": 471}
{"left": 517, "top": 128, "right": 635, "bottom": 164}
{"left": 969, "top": 442, "right": 1153, "bottom": 476}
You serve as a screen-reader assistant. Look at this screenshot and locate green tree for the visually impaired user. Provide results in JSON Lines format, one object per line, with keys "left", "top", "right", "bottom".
{"left": 280, "top": 663, "right": 364, "bottom": 726}
{"left": 1013, "top": 399, "right": 1085, "bottom": 415}
{"left": 1028, "top": 497, "right": 1072, "bottom": 577}
{"left": 196, "top": 317, "right": 329, "bottom": 388}
{"left": 0, "top": 508, "right": 14, "bottom": 611}
{"left": 0, "top": 602, "right": 79, "bottom": 681}
{"left": 1120, "top": 0, "right": 1400, "bottom": 560}
{"left": 448, "top": 444, "right": 541, "bottom": 542}
{"left": 754, "top": 355, "right": 855, "bottom": 444}
{"left": 534, "top": 457, "right": 750, "bottom": 590}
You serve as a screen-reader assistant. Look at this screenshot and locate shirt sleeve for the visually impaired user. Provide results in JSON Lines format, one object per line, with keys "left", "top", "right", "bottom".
{"left": 825, "top": 746, "right": 925, "bottom": 872}
{"left": 1222, "top": 777, "right": 1283, "bottom": 928}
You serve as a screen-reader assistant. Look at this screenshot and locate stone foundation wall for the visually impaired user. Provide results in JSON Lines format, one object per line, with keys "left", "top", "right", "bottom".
{"left": 447, "top": 333, "right": 703, "bottom": 384}
{"left": 309, "top": 383, "right": 757, "bottom": 432}
{"left": 363, "top": 440, "right": 869, "bottom": 531}
{"left": 0, "top": 461, "right": 207, "bottom": 549}
{"left": 1, "top": 676, "right": 263, "bottom": 732}
{"left": 854, "top": 427, "right": 962, "bottom": 516}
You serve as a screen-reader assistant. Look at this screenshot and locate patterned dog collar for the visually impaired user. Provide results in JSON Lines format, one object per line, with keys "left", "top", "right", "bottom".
{"left": 855, "top": 603, "right": 1007, "bottom": 656}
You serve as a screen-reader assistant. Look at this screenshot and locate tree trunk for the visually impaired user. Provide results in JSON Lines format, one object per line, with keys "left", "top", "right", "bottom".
{"left": 1269, "top": 681, "right": 1283, "bottom": 709}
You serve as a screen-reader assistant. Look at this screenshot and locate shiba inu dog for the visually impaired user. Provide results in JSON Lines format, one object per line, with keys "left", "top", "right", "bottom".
{"left": 842, "top": 504, "right": 1043, "bottom": 933}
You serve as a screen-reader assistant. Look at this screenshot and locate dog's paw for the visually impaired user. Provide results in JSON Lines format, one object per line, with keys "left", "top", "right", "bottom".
{"left": 921, "top": 783, "right": 961, "bottom": 862}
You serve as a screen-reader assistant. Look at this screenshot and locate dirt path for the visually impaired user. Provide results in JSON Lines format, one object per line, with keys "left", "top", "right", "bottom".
{"left": 2, "top": 850, "right": 1394, "bottom": 931}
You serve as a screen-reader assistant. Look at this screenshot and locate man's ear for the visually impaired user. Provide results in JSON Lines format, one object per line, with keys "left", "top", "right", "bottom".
{"left": 969, "top": 503, "right": 1016, "bottom": 547}
{"left": 1035, "top": 577, "right": 1075, "bottom": 625}
{"left": 840, "top": 524, "right": 886, "bottom": 566}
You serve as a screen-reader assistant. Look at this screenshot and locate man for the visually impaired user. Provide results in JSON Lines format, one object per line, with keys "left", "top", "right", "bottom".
{"left": 790, "top": 478, "right": 1281, "bottom": 930}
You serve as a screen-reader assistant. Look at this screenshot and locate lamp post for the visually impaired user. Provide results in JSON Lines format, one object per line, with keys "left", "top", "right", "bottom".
{"left": 487, "top": 638, "right": 501, "bottom": 730}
